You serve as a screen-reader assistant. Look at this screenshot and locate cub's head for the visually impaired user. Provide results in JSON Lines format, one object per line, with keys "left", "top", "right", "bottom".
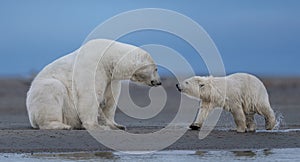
{"left": 130, "top": 64, "right": 161, "bottom": 87}
{"left": 176, "top": 76, "right": 212, "bottom": 100}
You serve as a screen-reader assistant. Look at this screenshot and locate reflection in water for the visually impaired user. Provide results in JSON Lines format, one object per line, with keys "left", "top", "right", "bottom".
{"left": 194, "top": 151, "right": 207, "bottom": 156}
{"left": 232, "top": 150, "right": 256, "bottom": 157}
{"left": 94, "top": 152, "right": 116, "bottom": 159}
{"left": 32, "top": 152, "right": 118, "bottom": 160}
{"left": 263, "top": 149, "right": 273, "bottom": 156}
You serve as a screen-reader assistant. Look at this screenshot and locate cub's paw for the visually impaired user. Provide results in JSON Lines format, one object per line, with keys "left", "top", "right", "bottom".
{"left": 115, "top": 124, "right": 126, "bottom": 130}
{"left": 189, "top": 123, "right": 201, "bottom": 130}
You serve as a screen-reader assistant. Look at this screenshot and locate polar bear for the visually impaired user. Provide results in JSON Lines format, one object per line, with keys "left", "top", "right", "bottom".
{"left": 176, "top": 73, "right": 276, "bottom": 132}
{"left": 26, "top": 39, "right": 161, "bottom": 130}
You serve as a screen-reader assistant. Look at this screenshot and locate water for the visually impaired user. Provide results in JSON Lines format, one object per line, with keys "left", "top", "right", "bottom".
{"left": 1, "top": 148, "right": 300, "bottom": 162}
{"left": 274, "top": 110, "right": 286, "bottom": 130}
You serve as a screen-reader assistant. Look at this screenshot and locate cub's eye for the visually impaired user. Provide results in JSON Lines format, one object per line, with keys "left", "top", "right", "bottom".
{"left": 200, "top": 84, "right": 205, "bottom": 87}
{"left": 185, "top": 81, "right": 189, "bottom": 84}
{"left": 155, "top": 68, "right": 158, "bottom": 72}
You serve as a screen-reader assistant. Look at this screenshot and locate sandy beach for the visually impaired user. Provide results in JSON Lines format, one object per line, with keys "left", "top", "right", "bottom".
{"left": 0, "top": 77, "right": 299, "bottom": 153}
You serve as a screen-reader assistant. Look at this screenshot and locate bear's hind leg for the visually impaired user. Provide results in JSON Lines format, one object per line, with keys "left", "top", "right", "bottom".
{"left": 39, "top": 121, "right": 71, "bottom": 130}
{"left": 27, "top": 79, "right": 72, "bottom": 130}
{"left": 231, "top": 107, "right": 247, "bottom": 133}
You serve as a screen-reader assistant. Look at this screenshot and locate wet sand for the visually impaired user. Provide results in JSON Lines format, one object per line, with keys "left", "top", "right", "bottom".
{"left": 0, "top": 77, "right": 299, "bottom": 153}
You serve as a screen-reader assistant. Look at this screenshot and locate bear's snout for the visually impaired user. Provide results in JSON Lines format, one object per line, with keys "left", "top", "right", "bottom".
{"left": 151, "top": 80, "right": 162, "bottom": 87}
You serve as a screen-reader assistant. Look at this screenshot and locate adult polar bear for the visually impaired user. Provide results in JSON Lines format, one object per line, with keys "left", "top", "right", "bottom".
{"left": 26, "top": 39, "right": 161, "bottom": 130}
{"left": 176, "top": 73, "right": 276, "bottom": 132}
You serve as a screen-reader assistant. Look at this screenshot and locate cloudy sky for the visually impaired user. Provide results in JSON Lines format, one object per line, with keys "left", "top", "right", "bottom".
{"left": 0, "top": 0, "right": 299, "bottom": 77}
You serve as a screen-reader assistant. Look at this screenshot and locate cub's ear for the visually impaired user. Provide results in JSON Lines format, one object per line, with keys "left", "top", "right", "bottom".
{"left": 205, "top": 76, "right": 213, "bottom": 83}
{"left": 194, "top": 76, "right": 204, "bottom": 82}
{"left": 194, "top": 77, "right": 206, "bottom": 88}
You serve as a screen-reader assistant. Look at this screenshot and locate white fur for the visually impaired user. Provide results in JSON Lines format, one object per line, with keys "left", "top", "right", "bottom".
{"left": 26, "top": 39, "right": 160, "bottom": 130}
{"left": 178, "top": 73, "right": 276, "bottom": 132}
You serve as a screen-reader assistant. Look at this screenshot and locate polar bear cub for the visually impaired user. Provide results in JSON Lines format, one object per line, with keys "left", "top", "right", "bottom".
{"left": 26, "top": 39, "right": 161, "bottom": 130}
{"left": 176, "top": 73, "right": 276, "bottom": 132}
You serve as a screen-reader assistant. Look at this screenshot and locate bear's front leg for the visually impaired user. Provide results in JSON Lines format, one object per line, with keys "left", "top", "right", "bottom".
{"left": 80, "top": 112, "right": 111, "bottom": 130}
{"left": 190, "top": 102, "right": 212, "bottom": 130}
{"left": 76, "top": 92, "right": 111, "bottom": 130}
{"left": 101, "top": 81, "right": 126, "bottom": 130}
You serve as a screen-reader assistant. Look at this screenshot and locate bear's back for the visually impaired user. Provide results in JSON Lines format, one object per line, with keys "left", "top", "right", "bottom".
{"left": 227, "top": 73, "right": 268, "bottom": 99}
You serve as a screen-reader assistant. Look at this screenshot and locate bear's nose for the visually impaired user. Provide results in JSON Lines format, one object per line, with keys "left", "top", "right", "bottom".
{"left": 151, "top": 80, "right": 162, "bottom": 86}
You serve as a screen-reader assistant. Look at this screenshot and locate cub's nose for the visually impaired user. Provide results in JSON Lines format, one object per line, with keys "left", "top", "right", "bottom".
{"left": 176, "top": 84, "right": 181, "bottom": 92}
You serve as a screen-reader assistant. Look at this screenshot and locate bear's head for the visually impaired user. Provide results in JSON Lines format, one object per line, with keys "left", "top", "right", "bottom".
{"left": 127, "top": 49, "right": 161, "bottom": 87}
{"left": 110, "top": 47, "right": 161, "bottom": 87}
{"left": 176, "top": 76, "right": 213, "bottom": 101}
{"left": 130, "top": 64, "right": 161, "bottom": 87}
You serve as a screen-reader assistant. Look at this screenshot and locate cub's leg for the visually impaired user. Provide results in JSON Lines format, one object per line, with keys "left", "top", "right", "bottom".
{"left": 190, "top": 102, "right": 212, "bottom": 130}
{"left": 259, "top": 104, "right": 276, "bottom": 130}
{"left": 245, "top": 113, "right": 256, "bottom": 132}
{"left": 231, "top": 105, "right": 247, "bottom": 133}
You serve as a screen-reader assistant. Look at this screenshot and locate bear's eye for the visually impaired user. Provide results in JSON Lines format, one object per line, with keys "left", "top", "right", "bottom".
{"left": 155, "top": 68, "right": 158, "bottom": 72}
{"left": 185, "top": 81, "right": 189, "bottom": 84}
{"left": 139, "top": 74, "right": 147, "bottom": 79}
{"left": 200, "top": 84, "right": 205, "bottom": 88}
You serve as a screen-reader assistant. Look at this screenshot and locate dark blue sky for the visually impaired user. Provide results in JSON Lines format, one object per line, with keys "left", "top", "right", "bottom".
{"left": 0, "top": 0, "right": 299, "bottom": 77}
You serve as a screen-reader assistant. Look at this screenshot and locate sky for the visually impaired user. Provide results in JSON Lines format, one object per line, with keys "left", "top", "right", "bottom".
{"left": 0, "top": 0, "right": 299, "bottom": 77}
